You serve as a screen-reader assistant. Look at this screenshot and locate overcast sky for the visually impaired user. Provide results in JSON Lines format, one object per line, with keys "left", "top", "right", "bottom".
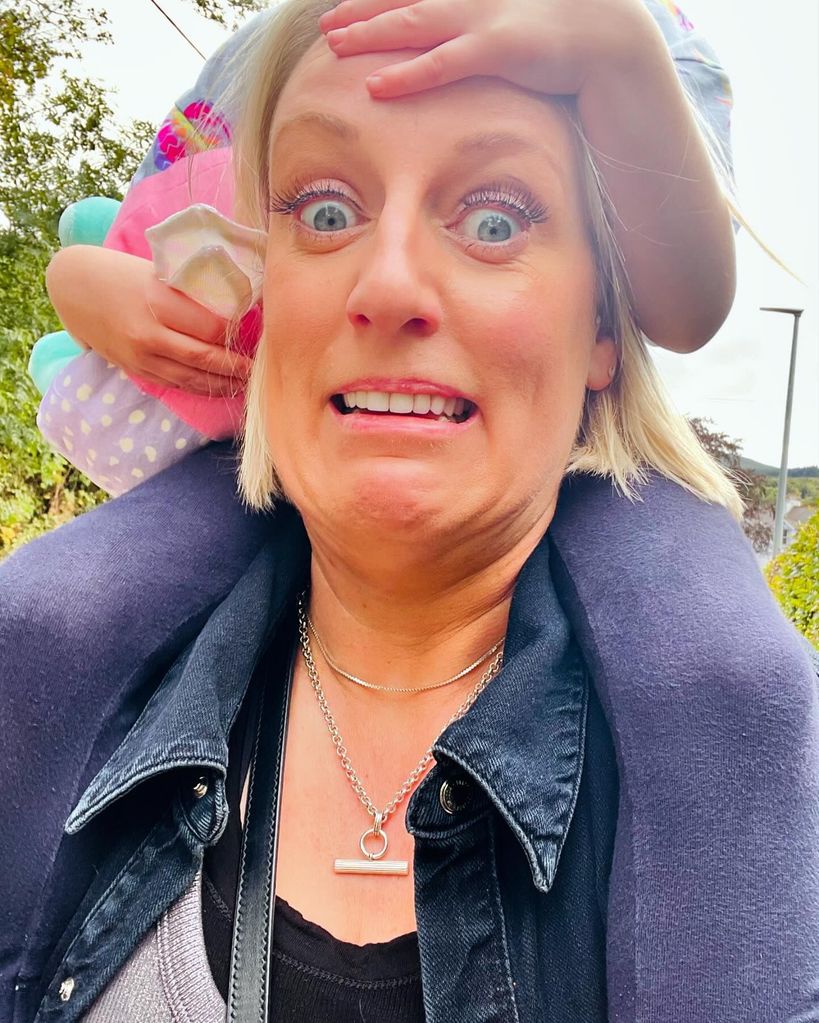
{"left": 82, "top": 0, "right": 818, "bottom": 467}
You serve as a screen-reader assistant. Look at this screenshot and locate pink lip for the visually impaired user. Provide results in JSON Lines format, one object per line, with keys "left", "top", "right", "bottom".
{"left": 331, "top": 378, "right": 473, "bottom": 401}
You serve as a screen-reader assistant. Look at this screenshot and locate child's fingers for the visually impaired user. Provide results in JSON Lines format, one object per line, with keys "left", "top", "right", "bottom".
{"left": 121, "top": 366, "right": 185, "bottom": 391}
{"left": 141, "top": 355, "right": 243, "bottom": 398}
{"left": 132, "top": 365, "right": 237, "bottom": 399}
{"left": 320, "top": 0, "right": 415, "bottom": 34}
{"left": 326, "top": 1, "right": 463, "bottom": 56}
{"left": 153, "top": 328, "right": 254, "bottom": 382}
{"left": 148, "top": 279, "right": 228, "bottom": 347}
{"left": 365, "top": 35, "right": 484, "bottom": 97}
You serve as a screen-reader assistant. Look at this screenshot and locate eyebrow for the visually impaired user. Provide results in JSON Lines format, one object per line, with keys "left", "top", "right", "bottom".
{"left": 456, "top": 131, "right": 547, "bottom": 157}
{"left": 455, "top": 132, "right": 566, "bottom": 182}
{"left": 271, "top": 112, "right": 359, "bottom": 150}
{"left": 270, "top": 116, "right": 565, "bottom": 184}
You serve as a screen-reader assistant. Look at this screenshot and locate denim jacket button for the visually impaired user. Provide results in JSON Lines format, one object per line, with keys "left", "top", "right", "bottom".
{"left": 192, "top": 776, "right": 209, "bottom": 799}
{"left": 59, "top": 977, "right": 75, "bottom": 1002}
{"left": 439, "top": 777, "right": 472, "bottom": 815}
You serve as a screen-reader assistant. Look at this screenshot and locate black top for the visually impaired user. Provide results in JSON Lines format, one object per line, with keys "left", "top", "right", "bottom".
{"left": 201, "top": 616, "right": 425, "bottom": 1021}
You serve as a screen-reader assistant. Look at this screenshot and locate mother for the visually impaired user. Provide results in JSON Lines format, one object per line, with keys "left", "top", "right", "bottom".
{"left": 6, "top": 1, "right": 819, "bottom": 1021}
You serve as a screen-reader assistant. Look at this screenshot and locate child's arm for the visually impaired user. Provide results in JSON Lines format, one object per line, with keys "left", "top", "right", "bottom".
{"left": 319, "top": 0, "right": 736, "bottom": 353}
{"left": 575, "top": 3, "right": 736, "bottom": 352}
{"left": 45, "top": 246, "right": 251, "bottom": 397}
{"left": 41, "top": 246, "right": 253, "bottom": 495}
{"left": 42, "top": 5, "right": 270, "bottom": 401}
{"left": 42, "top": 244, "right": 257, "bottom": 495}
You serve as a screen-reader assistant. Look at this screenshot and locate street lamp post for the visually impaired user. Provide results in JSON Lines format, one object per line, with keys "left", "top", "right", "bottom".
{"left": 760, "top": 306, "right": 803, "bottom": 557}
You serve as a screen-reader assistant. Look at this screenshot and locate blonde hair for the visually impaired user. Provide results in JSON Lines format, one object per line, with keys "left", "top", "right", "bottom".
{"left": 228, "top": 0, "right": 743, "bottom": 519}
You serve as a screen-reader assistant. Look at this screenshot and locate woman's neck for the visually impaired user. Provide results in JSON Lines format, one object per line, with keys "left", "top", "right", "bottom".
{"left": 303, "top": 509, "right": 553, "bottom": 693}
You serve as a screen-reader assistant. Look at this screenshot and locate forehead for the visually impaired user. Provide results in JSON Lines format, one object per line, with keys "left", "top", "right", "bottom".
{"left": 271, "top": 40, "right": 578, "bottom": 180}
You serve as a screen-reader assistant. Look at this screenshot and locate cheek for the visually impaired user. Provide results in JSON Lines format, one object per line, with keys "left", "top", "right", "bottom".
{"left": 457, "top": 263, "right": 596, "bottom": 497}
{"left": 260, "top": 253, "right": 348, "bottom": 408}
{"left": 459, "top": 266, "right": 596, "bottom": 414}
{"left": 264, "top": 254, "right": 337, "bottom": 352}
{"left": 259, "top": 253, "right": 357, "bottom": 496}
{"left": 258, "top": 262, "right": 319, "bottom": 469}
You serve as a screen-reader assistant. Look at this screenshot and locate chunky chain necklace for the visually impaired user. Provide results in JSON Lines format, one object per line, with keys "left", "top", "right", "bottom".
{"left": 296, "top": 594, "right": 504, "bottom": 875}
{"left": 305, "top": 610, "right": 504, "bottom": 694}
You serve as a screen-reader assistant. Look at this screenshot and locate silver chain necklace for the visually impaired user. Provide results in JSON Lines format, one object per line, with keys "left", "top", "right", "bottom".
{"left": 305, "top": 610, "right": 504, "bottom": 694}
{"left": 296, "top": 593, "right": 504, "bottom": 875}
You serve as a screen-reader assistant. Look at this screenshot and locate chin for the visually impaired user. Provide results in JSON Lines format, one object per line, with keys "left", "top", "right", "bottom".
{"left": 295, "top": 462, "right": 455, "bottom": 539}
{"left": 358, "top": 493, "right": 444, "bottom": 536}
{"left": 357, "top": 465, "right": 451, "bottom": 532}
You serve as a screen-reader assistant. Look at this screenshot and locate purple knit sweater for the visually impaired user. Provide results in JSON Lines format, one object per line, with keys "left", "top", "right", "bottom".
{"left": 1, "top": 444, "right": 817, "bottom": 1022}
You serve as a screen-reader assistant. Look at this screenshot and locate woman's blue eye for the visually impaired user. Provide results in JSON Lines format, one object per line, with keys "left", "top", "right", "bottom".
{"left": 300, "top": 199, "right": 358, "bottom": 232}
{"left": 461, "top": 208, "right": 521, "bottom": 243}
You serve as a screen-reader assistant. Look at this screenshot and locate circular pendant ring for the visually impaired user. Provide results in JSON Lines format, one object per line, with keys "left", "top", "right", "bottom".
{"left": 360, "top": 824, "right": 389, "bottom": 861}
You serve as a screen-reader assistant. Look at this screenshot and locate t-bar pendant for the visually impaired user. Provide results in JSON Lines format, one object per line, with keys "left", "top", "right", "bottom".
{"left": 334, "top": 814, "right": 409, "bottom": 876}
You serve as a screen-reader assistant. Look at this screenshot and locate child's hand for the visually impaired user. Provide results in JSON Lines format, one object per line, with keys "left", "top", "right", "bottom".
{"left": 320, "top": 0, "right": 735, "bottom": 353}
{"left": 319, "top": 0, "right": 661, "bottom": 101}
{"left": 46, "top": 245, "right": 254, "bottom": 397}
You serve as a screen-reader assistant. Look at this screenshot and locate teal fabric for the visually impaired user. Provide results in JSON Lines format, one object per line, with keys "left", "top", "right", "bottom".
{"left": 31, "top": 197, "right": 122, "bottom": 394}
{"left": 57, "top": 197, "right": 121, "bottom": 248}
{"left": 28, "top": 331, "right": 85, "bottom": 396}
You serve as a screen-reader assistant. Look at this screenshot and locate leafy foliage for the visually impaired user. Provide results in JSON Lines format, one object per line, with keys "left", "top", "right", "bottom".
{"left": 766, "top": 509, "right": 819, "bottom": 648}
{"left": 785, "top": 476, "right": 819, "bottom": 506}
{"left": 0, "top": 1, "right": 156, "bottom": 555}
{"left": 185, "top": 0, "right": 264, "bottom": 27}
{"left": 687, "top": 417, "right": 774, "bottom": 553}
{"left": 0, "top": 0, "right": 255, "bottom": 557}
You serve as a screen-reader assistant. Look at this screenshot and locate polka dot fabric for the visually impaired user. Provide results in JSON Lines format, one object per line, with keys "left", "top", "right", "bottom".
{"left": 38, "top": 352, "right": 208, "bottom": 496}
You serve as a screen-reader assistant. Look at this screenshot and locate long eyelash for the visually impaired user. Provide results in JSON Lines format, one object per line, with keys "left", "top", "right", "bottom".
{"left": 268, "top": 179, "right": 549, "bottom": 226}
{"left": 462, "top": 183, "right": 550, "bottom": 225}
{"left": 268, "top": 179, "right": 353, "bottom": 216}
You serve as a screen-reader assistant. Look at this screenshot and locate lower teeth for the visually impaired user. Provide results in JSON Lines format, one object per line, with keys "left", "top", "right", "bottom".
{"left": 346, "top": 409, "right": 461, "bottom": 422}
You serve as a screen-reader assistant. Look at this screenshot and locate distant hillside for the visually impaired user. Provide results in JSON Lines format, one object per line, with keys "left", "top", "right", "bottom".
{"left": 741, "top": 458, "right": 819, "bottom": 478}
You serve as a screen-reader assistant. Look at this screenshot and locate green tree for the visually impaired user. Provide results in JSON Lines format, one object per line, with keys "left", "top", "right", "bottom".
{"left": 766, "top": 509, "right": 819, "bottom": 648}
{"left": 185, "top": 0, "right": 262, "bottom": 25}
{"left": 0, "top": 0, "right": 260, "bottom": 556}
{"left": 687, "top": 417, "right": 774, "bottom": 553}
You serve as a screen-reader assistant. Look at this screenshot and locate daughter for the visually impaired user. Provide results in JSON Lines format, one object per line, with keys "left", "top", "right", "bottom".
{"left": 40, "top": 0, "right": 737, "bottom": 495}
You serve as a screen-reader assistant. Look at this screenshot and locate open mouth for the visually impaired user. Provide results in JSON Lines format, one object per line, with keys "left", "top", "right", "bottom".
{"left": 331, "top": 390, "right": 476, "bottom": 424}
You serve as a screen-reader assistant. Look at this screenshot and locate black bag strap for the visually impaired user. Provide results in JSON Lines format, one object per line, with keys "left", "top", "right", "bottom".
{"left": 226, "top": 646, "right": 295, "bottom": 1022}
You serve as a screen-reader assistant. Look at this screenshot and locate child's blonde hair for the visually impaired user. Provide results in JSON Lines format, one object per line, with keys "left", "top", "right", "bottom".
{"left": 227, "top": 0, "right": 742, "bottom": 520}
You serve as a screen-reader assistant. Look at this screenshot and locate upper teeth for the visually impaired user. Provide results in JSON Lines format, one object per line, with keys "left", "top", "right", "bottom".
{"left": 342, "top": 391, "right": 466, "bottom": 417}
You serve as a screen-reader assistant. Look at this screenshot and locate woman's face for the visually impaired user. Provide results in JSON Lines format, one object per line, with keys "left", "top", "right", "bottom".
{"left": 261, "top": 40, "right": 614, "bottom": 551}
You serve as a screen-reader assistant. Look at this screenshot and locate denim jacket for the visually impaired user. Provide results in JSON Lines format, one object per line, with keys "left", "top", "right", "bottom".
{"left": 30, "top": 506, "right": 618, "bottom": 1023}
{"left": 5, "top": 452, "right": 818, "bottom": 1023}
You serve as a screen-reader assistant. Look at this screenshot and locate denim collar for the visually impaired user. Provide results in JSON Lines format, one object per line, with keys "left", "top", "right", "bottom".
{"left": 66, "top": 510, "right": 586, "bottom": 895}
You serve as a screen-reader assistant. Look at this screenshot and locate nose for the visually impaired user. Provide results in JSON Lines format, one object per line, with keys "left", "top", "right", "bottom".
{"left": 346, "top": 212, "right": 443, "bottom": 339}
